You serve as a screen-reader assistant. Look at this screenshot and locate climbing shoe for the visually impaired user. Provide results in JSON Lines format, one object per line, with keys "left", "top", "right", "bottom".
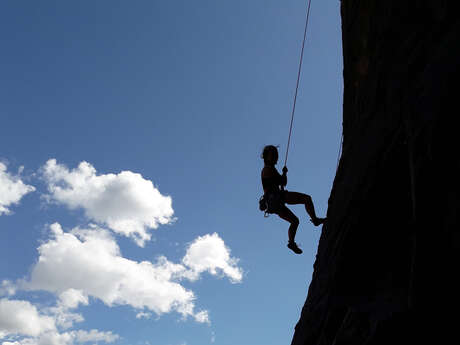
{"left": 287, "top": 242, "right": 303, "bottom": 254}
{"left": 311, "top": 217, "right": 326, "bottom": 226}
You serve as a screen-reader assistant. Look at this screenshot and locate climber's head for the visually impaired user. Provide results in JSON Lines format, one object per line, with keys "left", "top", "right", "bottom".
{"left": 262, "top": 145, "right": 279, "bottom": 165}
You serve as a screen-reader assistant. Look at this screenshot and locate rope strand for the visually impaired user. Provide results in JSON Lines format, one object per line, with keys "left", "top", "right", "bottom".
{"left": 284, "top": 0, "right": 313, "bottom": 167}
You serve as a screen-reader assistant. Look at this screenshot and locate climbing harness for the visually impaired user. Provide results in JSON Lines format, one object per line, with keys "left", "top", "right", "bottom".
{"left": 259, "top": 195, "right": 269, "bottom": 217}
{"left": 260, "top": 192, "right": 285, "bottom": 217}
{"left": 283, "top": 0, "right": 313, "bottom": 168}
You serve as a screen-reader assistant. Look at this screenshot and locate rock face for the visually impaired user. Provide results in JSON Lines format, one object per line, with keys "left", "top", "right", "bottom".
{"left": 291, "top": 2, "right": 460, "bottom": 344}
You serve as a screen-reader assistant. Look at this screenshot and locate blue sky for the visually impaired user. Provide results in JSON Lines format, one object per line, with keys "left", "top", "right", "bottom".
{"left": 0, "top": 1, "right": 342, "bottom": 344}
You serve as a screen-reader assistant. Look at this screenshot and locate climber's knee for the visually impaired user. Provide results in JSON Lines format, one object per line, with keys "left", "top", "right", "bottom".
{"left": 303, "top": 194, "right": 312, "bottom": 204}
{"left": 291, "top": 215, "right": 300, "bottom": 227}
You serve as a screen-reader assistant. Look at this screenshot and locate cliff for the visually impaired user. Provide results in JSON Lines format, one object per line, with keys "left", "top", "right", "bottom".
{"left": 291, "top": 2, "right": 460, "bottom": 344}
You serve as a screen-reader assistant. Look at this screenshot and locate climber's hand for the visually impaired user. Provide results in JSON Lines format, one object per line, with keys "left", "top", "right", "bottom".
{"left": 282, "top": 166, "right": 288, "bottom": 174}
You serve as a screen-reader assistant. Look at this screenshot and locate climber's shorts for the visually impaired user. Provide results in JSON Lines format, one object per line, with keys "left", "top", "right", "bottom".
{"left": 265, "top": 191, "right": 286, "bottom": 214}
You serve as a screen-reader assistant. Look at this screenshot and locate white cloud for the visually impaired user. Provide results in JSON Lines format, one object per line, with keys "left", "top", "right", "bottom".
{"left": 41, "top": 159, "right": 174, "bottom": 246}
{"left": 70, "top": 329, "right": 119, "bottom": 343}
{"left": 58, "top": 290, "right": 88, "bottom": 310}
{"left": 0, "top": 297, "right": 118, "bottom": 345}
{"left": 0, "top": 299, "right": 55, "bottom": 337}
{"left": 0, "top": 281, "right": 16, "bottom": 297}
{"left": 182, "top": 233, "right": 243, "bottom": 283}
{"left": 22, "top": 224, "right": 243, "bottom": 324}
{"left": 0, "top": 163, "right": 35, "bottom": 216}
{"left": 24, "top": 223, "right": 204, "bottom": 322}
{"left": 1, "top": 329, "right": 118, "bottom": 345}
{"left": 47, "top": 289, "right": 88, "bottom": 330}
{"left": 16, "top": 221, "right": 242, "bottom": 327}
{"left": 21, "top": 331, "right": 72, "bottom": 345}
{"left": 192, "top": 310, "right": 209, "bottom": 324}
{"left": 135, "top": 312, "right": 151, "bottom": 319}
{"left": 51, "top": 309, "right": 84, "bottom": 330}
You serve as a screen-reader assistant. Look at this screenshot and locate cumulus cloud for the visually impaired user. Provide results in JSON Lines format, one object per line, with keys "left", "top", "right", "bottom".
{"left": 182, "top": 233, "right": 243, "bottom": 283}
{"left": 0, "top": 299, "right": 55, "bottom": 338}
{"left": 24, "top": 223, "right": 204, "bottom": 322}
{"left": 0, "top": 163, "right": 35, "bottom": 216}
{"left": 21, "top": 224, "right": 242, "bottom": 325}
{"left": 41, "top": 159, "right": 174, "bottom": 246}
{"left": 0, "top": 297, "right": 118, "bottom": 345}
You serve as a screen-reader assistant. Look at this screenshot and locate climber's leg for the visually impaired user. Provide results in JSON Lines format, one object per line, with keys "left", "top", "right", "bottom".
{"left": 283, "top": 191, "right": 316, "bottom": 220}
{"left": 277, "top": 205, "right": 300, "bottom": 243}
{"left": 284, "top": 191, "right": 326, "bottom": 226}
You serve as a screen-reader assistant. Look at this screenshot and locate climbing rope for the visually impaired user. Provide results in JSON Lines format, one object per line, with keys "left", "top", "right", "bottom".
{"left": 284, "top": 0, "right": 313, "bottom": 167}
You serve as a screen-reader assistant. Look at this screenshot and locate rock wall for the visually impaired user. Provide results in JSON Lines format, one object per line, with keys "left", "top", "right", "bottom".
{"left": 291, "top": 2, "right": 460, "bottom": 344}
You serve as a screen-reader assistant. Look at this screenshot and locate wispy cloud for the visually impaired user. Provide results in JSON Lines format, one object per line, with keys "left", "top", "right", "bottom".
{"left": 135, "top": 312, "right": 151, "bottom": 320}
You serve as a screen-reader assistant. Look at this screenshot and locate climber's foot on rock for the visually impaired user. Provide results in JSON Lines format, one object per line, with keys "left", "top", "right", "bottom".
{"left": 287, "top": 241, "right": 303, "bottom": 254}
{"left": 311, "top": 217, "right": 326, "bottom": 226}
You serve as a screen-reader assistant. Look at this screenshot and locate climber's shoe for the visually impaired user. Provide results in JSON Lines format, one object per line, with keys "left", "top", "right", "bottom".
{"left": 287, "top": 241, "right": 303, "bottom": 254}
{"left": 311, "top": 217, "right": 326, "bottom": 226}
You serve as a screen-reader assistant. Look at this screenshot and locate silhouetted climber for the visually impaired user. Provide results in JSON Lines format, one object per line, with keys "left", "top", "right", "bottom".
{"left": 260, "top": 145, "right": 326, "bottom": 254}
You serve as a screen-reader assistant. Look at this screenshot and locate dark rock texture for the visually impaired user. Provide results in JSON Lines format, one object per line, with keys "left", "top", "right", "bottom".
{"left": 291, "top": 2, "right": 460, "bottom": 344}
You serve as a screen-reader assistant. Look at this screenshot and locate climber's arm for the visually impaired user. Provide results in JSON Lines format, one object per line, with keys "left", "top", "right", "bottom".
{"left": 281, "top": 166, "right": 288, "bottom": 187}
